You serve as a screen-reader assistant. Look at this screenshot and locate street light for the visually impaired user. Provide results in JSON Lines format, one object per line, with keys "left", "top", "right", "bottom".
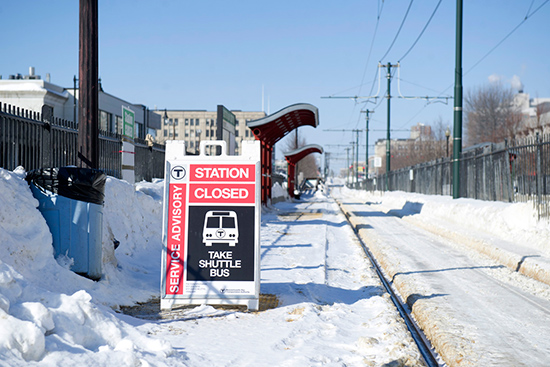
{"left": 445, "top": 127, "right": 451, "bottom": 157}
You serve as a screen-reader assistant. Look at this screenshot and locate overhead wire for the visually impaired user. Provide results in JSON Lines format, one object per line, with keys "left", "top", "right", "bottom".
{"left": 435, "top": 0, "right": 550, "bottom": 97}
{"left": 398, "top": 0, "right": 443, "bottom": 61}
{"left": 396, "top": 0, "right": 550, "bottom": 133}
{"left": 356, "top": 0, "right": 385, "bottom": 98}
{"left": 464, "top": 0, "right": 550, "bottom": 76}
{"left": 350, "top": 0, "right": 385, "bottom": 130}
{"left": 379, "top": 0, "right": 414, "bottom": 61}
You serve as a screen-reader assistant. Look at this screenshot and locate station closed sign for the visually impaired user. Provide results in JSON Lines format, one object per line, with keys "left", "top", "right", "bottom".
{"left": 160, "top": 140, "right": 261, "bottom": 311}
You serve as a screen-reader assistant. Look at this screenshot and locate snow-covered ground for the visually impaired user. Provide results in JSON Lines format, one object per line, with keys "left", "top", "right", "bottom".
{"left": 331, "top": 184, "right": 550, "bottom": 366}
{"left": 3, "top": 166, "right": 549, "bottom": 366}
{"left": 0, "top": 168, "right": 423, "bottom": 366}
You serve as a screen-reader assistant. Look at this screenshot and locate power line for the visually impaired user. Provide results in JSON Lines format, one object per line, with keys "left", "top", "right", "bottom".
{"left": 357, "top": 0, "right": 385, "bottom": 99}
{"left": 465, "top": 0, "right": 549, "bottom": 76}
{"left": 399, "top": 0, "right": 443, "bottom": 61}
{"left": 435, "top": 0, "right": 550, "bottom": 97}
{"left": 379, "top": 0, "right": 414, "bottom": 61}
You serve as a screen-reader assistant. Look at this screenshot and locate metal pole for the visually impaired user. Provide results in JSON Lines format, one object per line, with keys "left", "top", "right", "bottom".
{"left": 346, "top": 148, "right": 350, "bottom": 185}
{"left": 363, "top": 110, "right": 373, "bottom": 180}
{"left": 295, "top": 129, "right": 299, "bottom": 189}
{"left": 355, "top": 130, "right": 359, "bottom": 187}
{"left": 386, "top": 62, "right": 392, "bottom": 191}
{"left": 452, "top": 0, "right": 463, "bottom": 198}
{"left": 77, "top": 0, "right": 99, "bottom": 169}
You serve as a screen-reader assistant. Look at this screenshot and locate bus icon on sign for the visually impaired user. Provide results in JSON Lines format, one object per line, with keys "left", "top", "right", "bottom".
{"left": 203, "top": 211, "right": 239, "bottom": 246}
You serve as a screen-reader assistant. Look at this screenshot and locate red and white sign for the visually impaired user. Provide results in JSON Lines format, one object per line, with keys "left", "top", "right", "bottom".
{"left": 165, "top": 183, "right": 186, "bottom": 295}
{"left": 160, "top": 140, "right": 261, "bottom": 311}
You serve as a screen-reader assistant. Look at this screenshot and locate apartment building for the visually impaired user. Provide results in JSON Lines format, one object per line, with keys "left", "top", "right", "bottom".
{"left": 154, "top": 109, "right": 266, "bottom": 155}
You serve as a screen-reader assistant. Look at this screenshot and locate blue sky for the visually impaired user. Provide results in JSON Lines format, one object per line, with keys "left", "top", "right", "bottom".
{"left": 1, "top": 1, "right": 549, "bottom": 170}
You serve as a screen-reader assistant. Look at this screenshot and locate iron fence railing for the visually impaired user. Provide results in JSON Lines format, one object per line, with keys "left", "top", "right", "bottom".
{"left": 1, "top": 102, "right": 164, "bottom": 182}
{"left": 359, "top": 134, "right": 550, "bottom": 219}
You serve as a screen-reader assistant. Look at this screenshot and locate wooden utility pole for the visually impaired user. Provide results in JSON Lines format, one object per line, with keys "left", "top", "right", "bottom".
{"left": 77, "top": 0, "right": 99, "bottom": 169}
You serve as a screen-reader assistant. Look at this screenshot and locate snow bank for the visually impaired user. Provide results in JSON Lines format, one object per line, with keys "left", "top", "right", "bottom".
{"left": 332, "top": 184, "right": 549, "bottom": 255}
{"left": 0, "top": 168, "right": 174, "bottom": 364}
{"left": 271, "top": 182, "right": 289, "bottom": 203}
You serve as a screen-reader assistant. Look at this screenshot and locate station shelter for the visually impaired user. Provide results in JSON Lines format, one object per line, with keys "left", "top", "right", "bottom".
{"left": 246, "top": 103, "right": 319, "bottom": 204}
{"left": 284, "top": 144, "right": 324, "bottom": 198}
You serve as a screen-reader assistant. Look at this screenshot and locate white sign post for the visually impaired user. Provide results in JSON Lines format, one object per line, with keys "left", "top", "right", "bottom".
{"left": 160, "top": 140, "right": 261, "bottom": 311}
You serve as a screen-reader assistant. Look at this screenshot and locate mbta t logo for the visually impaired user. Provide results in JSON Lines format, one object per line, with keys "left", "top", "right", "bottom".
{"left": 171, "top": 166, "right": 186, "bottom": 180}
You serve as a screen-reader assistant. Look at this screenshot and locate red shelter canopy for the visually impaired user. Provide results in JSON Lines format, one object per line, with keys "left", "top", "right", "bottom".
{"left": 247, "top": 103, "right": 319, "bottom": 204}
{"left": 284, "top": 144, "right": 324, "bottom": 198}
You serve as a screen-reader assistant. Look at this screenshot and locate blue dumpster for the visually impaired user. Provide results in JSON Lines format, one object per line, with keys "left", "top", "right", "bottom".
{"left": 26, "top": 167, "right": 106, "bottom": 280}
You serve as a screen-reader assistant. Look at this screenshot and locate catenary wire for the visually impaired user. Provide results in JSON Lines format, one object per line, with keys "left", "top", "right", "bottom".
{"left": 399, "top": 0, "right": 443, "bottom": 61}
{"left": 379, "top": 0, "right": 414, "bottom": 62}
{"left": 464, "top": 0, "right": 550, "bottom": 76}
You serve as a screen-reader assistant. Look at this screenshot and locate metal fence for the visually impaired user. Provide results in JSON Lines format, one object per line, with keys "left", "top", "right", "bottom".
{"left": 1, "top": 102, "right": 165, "bottom": 181}
{"left": 359, "top": 134, "right": 550, "bottom": 219}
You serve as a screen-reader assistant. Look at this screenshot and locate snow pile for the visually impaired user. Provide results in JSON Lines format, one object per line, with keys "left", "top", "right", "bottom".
{"left": 0, "top": 168, "right": 173, "bottom": 364}
{"left": 271, "top": 182, "right": 289, "bottom": 202}
{"left": 333, "top": 185, "right": 549, "bottom": 255}
{"left": 1, "top": 168, "right": 428, "bottom": 365}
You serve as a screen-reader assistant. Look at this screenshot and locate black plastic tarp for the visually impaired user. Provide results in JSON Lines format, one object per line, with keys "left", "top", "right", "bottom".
{"left": 26, "top": 167, "right": 106, "bottom": 205}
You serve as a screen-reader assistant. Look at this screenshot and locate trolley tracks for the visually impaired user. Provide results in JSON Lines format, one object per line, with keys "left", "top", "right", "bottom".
{"left": 334, "top": 197, "right": 443, "bottom": 367}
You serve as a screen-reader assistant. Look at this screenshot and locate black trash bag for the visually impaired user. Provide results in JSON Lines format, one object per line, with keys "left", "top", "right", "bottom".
{"left": 26, "top": 167, "right": 106, "bottom": 205}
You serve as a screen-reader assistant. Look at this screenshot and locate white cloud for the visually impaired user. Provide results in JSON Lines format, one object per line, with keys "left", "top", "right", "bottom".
{"left": 488, "top": 74, "right": 503, "bottom": 84}
{"left": 510, "top": 75, "right": 523, "bottom": 91}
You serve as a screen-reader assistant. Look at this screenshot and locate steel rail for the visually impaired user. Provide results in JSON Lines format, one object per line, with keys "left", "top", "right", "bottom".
{"left": 334, "top": 197, "right": 443, "bottom": 367}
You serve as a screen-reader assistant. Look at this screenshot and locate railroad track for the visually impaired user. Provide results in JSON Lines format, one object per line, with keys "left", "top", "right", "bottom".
{"left": 333, "top": 195, "right": 444, "bottom": 367}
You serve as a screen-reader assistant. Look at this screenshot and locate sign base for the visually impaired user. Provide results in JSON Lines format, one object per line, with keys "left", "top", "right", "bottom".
{"left": 160, "top": 297, "right": 259, "bottom": 312}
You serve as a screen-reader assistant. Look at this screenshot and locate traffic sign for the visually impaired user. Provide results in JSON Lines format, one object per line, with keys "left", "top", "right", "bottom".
{"left": 160, "top": 140, "right": 261, "bottom": 311}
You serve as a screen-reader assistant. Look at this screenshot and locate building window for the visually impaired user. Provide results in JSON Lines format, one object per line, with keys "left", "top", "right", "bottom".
{"left": 174, "top": 118, "right": 179, "bottom": 125}
{"left": 235, "top": 130, "right": 239, "bottom": 137}
{"left": 185, "top": 119, "right": 189, "bottom": 126}
{"left": 164, "top": 130, "right": 167, "bottom": 137}
{"left": 206, "top": 129, "right": 210, "bottom": 137}
{"left": 116, "top": 116, "right": 123, "bottom": 134}
{"left": 100, "top": 110, "right": 112, "bottom": 132}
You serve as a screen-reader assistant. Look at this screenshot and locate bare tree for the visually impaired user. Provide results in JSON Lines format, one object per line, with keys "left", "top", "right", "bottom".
{"left": 465, "top": 82, "right": 522, "bottom": 146}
